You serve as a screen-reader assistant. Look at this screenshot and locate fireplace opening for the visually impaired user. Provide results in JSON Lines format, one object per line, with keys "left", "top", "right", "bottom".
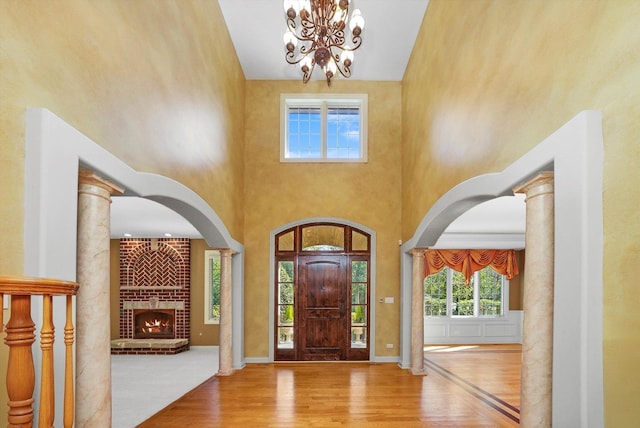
{"left": 133, "top": 309, "right": 175, "bottom": 339}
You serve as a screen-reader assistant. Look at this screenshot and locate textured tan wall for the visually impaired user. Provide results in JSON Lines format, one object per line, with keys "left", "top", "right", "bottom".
{"left": 244, "top": 80, "right": 402, "bottom": 358}
{"left": 1, "top": 1, "right": 244, "bottom": 421}
{"left": 402, "top": 1, "right": 640, "bottom": 424}
{"left": 0, "top": 0, "right": 245, "bottom": 263}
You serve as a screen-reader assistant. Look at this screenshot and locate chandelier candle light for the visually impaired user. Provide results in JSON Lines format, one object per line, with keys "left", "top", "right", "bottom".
{"left": 283, "top": 0, "right": 365, "bottom": 86}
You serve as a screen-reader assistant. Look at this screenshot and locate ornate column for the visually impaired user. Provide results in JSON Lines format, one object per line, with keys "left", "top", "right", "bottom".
{"left": 514, "top": 172, "right": 554, "bottom": 427}
{"left": 217, "top": 249, "right": 235, "bottom": 376}
{"left": 76, "top": 169, "right": 122, "bottom": 427}
{"left": 410, "top": 249, "right": 428, "bottom": 375}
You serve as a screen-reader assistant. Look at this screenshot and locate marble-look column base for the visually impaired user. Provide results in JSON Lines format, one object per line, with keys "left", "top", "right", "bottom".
{"left": 216, "top": 368, "right": 235, "bottom": 377}
{"left": 411, "top": 368, "right": 428, "bottom": 376}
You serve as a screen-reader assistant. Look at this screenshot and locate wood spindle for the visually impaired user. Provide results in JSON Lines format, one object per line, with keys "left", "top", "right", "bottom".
{"left": 5, "top": 295, "right": 36, "bottom": 428}
{"left": 1, "top": 292, "right": 4, "bottom": 333}
{"left": 63, "top": 295, "right": 74, "bottom": 428}
{"left": 38, "top": 295, "right": 55, "bottom": 428}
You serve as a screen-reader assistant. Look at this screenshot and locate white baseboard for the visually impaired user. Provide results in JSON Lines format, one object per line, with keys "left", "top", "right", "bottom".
{"left": 374, "top": 356, "right": 400, "bottom": 363}
{"left": 244, "top": 357, "right": 270, "bottom": 364}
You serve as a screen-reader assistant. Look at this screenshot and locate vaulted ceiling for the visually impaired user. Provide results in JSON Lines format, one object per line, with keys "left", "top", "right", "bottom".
{"left": 110, "top": 0, "right": 526, "bottom": 247}
{"left": 217, "top": 0, "right": 430, "bottom": 82}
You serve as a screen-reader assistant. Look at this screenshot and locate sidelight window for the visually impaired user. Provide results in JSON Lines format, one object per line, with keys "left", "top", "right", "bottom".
{"left": 350, "top": 260, "right": 368, "bottom": 348}
{"left": 277, "top": 260, "right": 295, "bottom": 349}
{"left": 204, "top": 250, "right": 221, "bottom": 324}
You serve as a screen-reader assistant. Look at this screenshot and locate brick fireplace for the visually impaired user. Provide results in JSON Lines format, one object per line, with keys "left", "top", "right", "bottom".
{"left": 111, "top": 238, "right": 191, "bottom": 355}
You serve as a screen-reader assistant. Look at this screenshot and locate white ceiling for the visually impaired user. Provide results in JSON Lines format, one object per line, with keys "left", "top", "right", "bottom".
{"left": 217, "top": 0, "right": 431, "bottom": 82}
{"left": 109, "top": 0, "right": 526, "bottom": 246}
{"left": 111, "top": 197, "right": 202, "bottom": 239}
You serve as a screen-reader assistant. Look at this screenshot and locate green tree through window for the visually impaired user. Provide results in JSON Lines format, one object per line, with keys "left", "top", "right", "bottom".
{"left": 204, "top": 250, "right": 221, "bottom": 323}
{"left": 424, "top": 266, "right": 505, "bottom": 317}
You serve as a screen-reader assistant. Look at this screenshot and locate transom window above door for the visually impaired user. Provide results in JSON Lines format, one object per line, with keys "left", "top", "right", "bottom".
{"left": 276, "top": 223, "right": 370, "bottom": 253}
{"left": 280, "top": 94, "right": 368, "bottom": 163}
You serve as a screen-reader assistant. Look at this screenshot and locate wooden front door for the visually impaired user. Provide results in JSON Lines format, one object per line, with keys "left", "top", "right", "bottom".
{"left": 298, "top": 255, "right": 348, "bottom": 361}
{"left": 274, "top": 223, "right": 370, "bottom": 362}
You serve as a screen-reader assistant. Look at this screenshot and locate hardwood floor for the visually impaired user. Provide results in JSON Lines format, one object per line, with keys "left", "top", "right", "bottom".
{"left": 138, "top": 344, "right": 521, "bottom": 427}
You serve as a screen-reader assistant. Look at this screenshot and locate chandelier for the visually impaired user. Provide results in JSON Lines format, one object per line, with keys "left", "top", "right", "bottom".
{"left": 283, "top": 0, "right": 365, "bottom": 86}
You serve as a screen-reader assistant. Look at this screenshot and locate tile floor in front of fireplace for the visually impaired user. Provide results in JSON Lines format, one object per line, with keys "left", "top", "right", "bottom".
{"left": 111, "top": 346, "right": 219, "bottom": 427}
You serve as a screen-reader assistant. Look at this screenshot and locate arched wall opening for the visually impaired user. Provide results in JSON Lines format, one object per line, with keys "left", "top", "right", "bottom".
{"left": 400, "top": 110, "right": 604, "bottom": 426}
{"left": 23, "top": 108, "right": 246, "bottom": 419}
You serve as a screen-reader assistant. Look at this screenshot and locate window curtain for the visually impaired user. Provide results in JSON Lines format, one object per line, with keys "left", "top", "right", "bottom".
{"left": 424, "top": 249, "right": 519, "bottom": 284}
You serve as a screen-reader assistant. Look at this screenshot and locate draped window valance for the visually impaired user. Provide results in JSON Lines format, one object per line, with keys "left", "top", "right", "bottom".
{"left": 424, "top": 249, "right": 519, "bottom": 284}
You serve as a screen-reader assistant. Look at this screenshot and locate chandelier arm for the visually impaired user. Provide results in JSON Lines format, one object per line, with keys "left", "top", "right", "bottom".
{"left": 285, "top": 50, "right": 303, "bottom": 65}
{"left": 299, "top": 39, "right": 317, "bottom": 55}
{"left": 287, "top": 20, "right": 318, "bottom": 42}
{"left": 302, "top": 61, "right": 315, "bottom": 84}
{"left": 325, "top": 38, "right": 361, "bottom": 56}
{"left": 285, "top": 40, "right": 317, "bottom": 65}
{"left": 329, "top": 30, "right": 346, "bottom": 47}
{"left": 330, "top": 51, "right": 352, "bottom": 79}
{"left": 349, "top": 35, "right": 363, "bottom": 50}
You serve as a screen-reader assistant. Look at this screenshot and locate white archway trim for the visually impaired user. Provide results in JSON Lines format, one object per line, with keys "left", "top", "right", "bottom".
{"left": 262, "top": 217, "right": 379, "bottom": 363}
{"left": 24, "top": 108, "right": 242, "bottom": 280}
{"left": 400, "top": 110, "right": 603, "bottom": 427}
{"left": 23, "top": 108, "right": 246, "bottom": 417}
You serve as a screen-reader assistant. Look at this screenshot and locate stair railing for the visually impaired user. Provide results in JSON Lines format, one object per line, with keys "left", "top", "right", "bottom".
{"left": 0, "top": 275, "right": 78, "bottom": 428}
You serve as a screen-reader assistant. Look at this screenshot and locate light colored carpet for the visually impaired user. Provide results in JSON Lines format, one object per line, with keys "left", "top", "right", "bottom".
{"left": 111, "top": 346, "right": 219, "bottom": 428}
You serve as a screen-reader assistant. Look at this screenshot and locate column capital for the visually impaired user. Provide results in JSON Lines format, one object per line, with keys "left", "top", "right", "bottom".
{"left": 513, "top": 171, "right": 554, "bottom": 197}
{"left": 78, "top": 168, "right": 124, "bottom": 196}
{"left": 218, "top": 248, "right": 236, "bottom": 257}
{"left": 409, "top": 248, "right": 427, "bottom": 258}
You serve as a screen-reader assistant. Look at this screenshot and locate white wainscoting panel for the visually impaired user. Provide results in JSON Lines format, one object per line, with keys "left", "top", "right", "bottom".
{"left": 424, "top": 310, "right": 522, "bottom": 344}
{"left": 450, "top": 324, "right": 482, "bottom": 337}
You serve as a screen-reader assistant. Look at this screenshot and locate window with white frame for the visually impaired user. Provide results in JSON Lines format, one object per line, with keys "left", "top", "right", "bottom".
{"left": 424, "top": 266, "right": 507, "bottom": 317}
{"left": 204, "top": 250, "right": 221, "bottom": 324}
{"left": 280, "top": 94, "right": 367, "bottom": 162}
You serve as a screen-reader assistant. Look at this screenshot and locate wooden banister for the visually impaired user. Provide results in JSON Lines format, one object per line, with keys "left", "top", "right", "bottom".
{"left": 0, "top": 276, "right": 78, "bottom": 428}
{"left": 63, "top": 295, "right": 74, "bottom": 428}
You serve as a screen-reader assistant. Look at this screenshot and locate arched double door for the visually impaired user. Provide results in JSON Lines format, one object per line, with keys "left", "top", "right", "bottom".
{"left": 274, "top": 223, "right": 371, "bottom": 361}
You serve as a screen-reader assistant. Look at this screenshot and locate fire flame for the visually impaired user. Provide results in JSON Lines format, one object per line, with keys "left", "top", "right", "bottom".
{"left": 142, "top": 318, "right": 170, "bottom": 333}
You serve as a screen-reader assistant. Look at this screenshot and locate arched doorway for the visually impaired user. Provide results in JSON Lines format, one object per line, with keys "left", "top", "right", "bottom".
{"left": 23, "top": 108, "right": 246, "bottom": 420}
{"left": 399, "top": 111, "right": 604, "bottom": 425}
{"left": 271, "top": 219, "right": 375, "bottom": 361}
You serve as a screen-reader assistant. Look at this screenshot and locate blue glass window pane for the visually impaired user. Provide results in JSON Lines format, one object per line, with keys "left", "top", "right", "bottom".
{"left": 288, "top": 107, "right": 321, "bottom": 158}
{"left": 327, "top": 107, "right": 360, "bottom": 159}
